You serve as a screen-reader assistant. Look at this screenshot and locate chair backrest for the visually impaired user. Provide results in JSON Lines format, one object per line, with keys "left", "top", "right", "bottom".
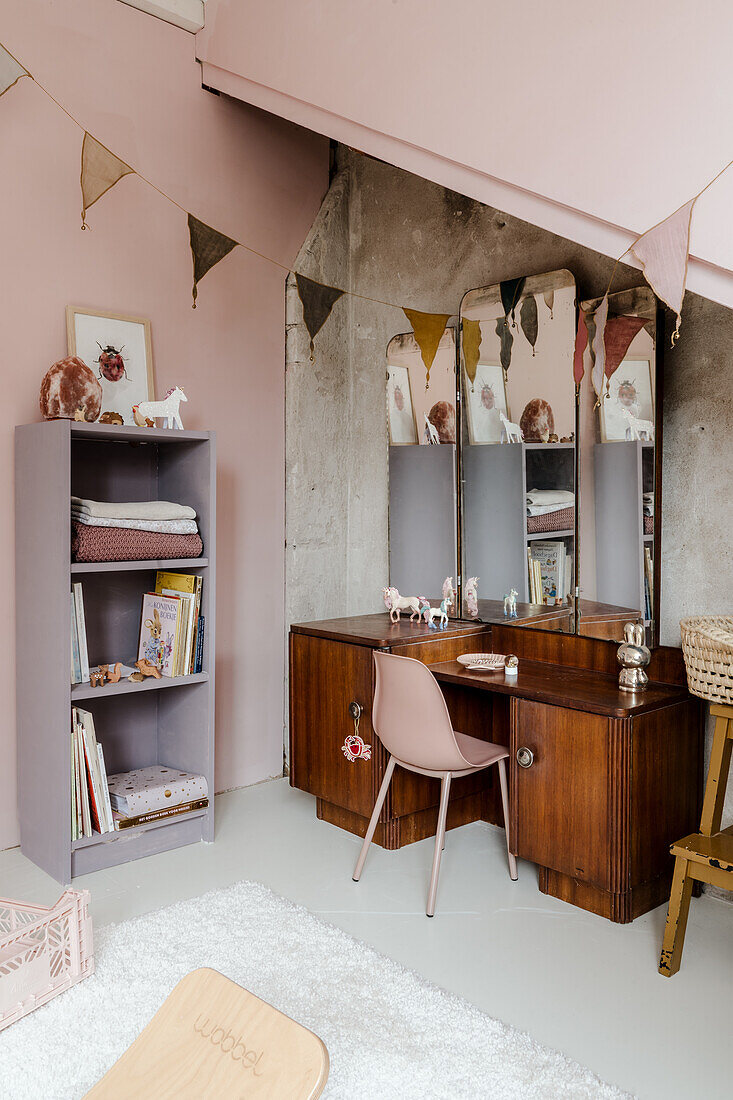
{"left": 372, "top": 651, "right": 471, "bottom": 771}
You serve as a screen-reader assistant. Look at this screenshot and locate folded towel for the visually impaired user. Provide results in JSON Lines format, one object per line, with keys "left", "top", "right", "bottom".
{"left": 71, "top": 512, "right": 198, "bottom": 535}
{"left": 526, "top": 489, "right": 575, "bottom": 506}
{"left": 71, "top": 522, "right": 203, "bottom": 563}
{"left": 71, "top": 497, "right": 196, "bottom": 521}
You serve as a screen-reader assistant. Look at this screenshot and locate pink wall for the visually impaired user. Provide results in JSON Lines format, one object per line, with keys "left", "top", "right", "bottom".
{"left": 198, "top": 0, "right": 733, "bottom": 308}
{"left": 0, "top": 1, "right": 327, "bottom": 850}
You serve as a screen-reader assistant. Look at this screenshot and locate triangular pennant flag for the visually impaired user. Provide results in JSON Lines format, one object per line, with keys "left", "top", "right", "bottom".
{"left": 462, "top": 318, "right": 482, "bottom": 388}
{"left": 520, "top": 295, "right": 538, "bottom": 356}
{"left": 603, "top": 315, "right": 649, "bottom": 380}
{"left": 543, "top": 289, "right": 555, "bottom": 319}
{"left": 500, "top": 277, "right": 526, "bottom": 326}
{"left": 295, "top": 274, "right": 344, "bottom": 360}
{"left": 495, "top": 317, "right": 514, "bottom": 377}
{"left": 630, "top": 198, "right": 696, "bottom": 344}
{"left": 402, "top": 308, "right": 451, "bottom": 388}
{"left": 80, "top": 132, "right": 134, "bottom": 229}
{"left": 188, "top": 214, "right": 238, "bottom": 308}
{"left": 590, "top": 296, "right": 609, "bottom": 398}
{"left": 573, "top": 310, "right": 589, "bottom": 388}
{"left": 0, "top": 43, "right": 29, "bottom": 98}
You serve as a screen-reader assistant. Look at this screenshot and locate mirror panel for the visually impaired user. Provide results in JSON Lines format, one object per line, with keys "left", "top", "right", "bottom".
{"left": 577, "top": 287, "right": 660, "bottom": 644}
{"left": 387, "top": 328, "right": 458, "bottom": 604}
{"left": 459, "top": 270, "right": 577, "bottom": 631}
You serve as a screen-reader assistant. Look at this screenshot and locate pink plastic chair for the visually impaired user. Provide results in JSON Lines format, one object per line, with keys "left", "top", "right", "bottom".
{"left": 353, "top": 651, "right": 517, "bottom": 916}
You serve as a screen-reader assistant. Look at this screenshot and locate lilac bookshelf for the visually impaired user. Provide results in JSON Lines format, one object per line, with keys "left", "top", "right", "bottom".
{"left": 15, "top": 420, "right": 216, "bottom": 884}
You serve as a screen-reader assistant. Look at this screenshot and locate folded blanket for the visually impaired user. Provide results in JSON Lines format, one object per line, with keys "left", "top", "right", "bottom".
{"left": 71, "top": 511, "right": 198, "bottom": 535}
{"left": 526, "top": 489, "right": 575, "bottom": 506}
{"left": 526, "top": 506, "right": 574, "bottom": 534}
{"left": 71, "top": 497, "right": 196, "bottom": 521}
{"left": 527, "top": 502, "right": 574, "bottom": 517}
{"left": 72, "top": 522, "right": 203, "bottom": 563}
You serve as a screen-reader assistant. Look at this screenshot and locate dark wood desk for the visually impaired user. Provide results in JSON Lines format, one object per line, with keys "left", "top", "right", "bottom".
{"left": 289, "top": 615, "right": 703, "bottom": 922}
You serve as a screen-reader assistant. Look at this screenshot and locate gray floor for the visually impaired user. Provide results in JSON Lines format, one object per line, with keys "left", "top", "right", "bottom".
{"left": 2, "top": 777, "right": 731, "bottom": 1099}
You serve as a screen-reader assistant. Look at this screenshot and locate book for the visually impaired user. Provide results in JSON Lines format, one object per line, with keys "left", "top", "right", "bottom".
{"left": 162, "top": 588, "right": 195, "bottom": 676}
{"left": 74, "top": 715, "right": 92, "bottom": 839}
{"left": 137, "top": 592, "right": 182, "bottom": 677}
{"left": 72, "top": 582, "right": 90, "bottom": 683}
{"left": 107, "top": 765, "right": 208, "bottom": 816}
{"left": 155, "top": 572, "right": 202, "bottom": 675}
{"left": 113, "top": 798, "right": 209, "bottom": 831}
{"left": 644, "top": 546, "right": 654, "bottom": 616}
{"left": 194, "top": 614, "right": 205, "bottom": 674}
{"left": 70, "top": 592, "right": 82, "bottom": 685}
{"left": 70, "top": 727, "right": 78, "bottom": 842}
{"left": 97, "top": 742, "right": 114, "bottom": 832}
{"left": 77, "top": 707, "right": 113, "bottom": 834}
{"left": 530, "top": 541, "right": 566, "bottom": 605}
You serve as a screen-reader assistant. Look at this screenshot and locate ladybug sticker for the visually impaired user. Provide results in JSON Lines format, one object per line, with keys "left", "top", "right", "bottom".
{"left": 342, "top": 735, "right": 372, "bottom": 762}
{"left": 96, "top": 343, "right": 130, "bottom": 383}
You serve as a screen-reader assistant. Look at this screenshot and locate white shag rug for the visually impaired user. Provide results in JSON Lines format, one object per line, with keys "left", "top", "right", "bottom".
{"left": 0, "top": 881, "right": 630, "bottom": 1099}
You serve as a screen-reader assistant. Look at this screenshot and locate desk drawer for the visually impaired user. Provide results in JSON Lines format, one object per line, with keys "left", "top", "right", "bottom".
{"left": 511, "top": 699, "right": 612, "bottom": 889}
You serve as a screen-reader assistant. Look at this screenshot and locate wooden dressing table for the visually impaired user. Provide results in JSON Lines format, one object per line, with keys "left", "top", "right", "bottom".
{"left": 289, "top": 614, "right": 703, "bottom": 922}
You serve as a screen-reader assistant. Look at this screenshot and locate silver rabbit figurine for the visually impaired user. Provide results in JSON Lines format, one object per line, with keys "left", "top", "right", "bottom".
{"left": 617, "top": 622, "right": 651, "bottom": 691}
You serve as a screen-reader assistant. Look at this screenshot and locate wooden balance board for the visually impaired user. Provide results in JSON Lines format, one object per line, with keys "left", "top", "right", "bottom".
{"left": 84, "top": 967, "right": 329, "bottom": 1098}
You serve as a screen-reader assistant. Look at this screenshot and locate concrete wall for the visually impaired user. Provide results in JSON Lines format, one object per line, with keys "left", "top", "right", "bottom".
{"left": 286, "top": 146, "right": 733, "bottom": 887}
{"left": 0, "top": 0, "right": 328, "bottom": 851}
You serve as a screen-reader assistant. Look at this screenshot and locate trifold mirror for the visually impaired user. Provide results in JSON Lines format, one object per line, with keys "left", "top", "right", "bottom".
{"left": 386, "top": 273, "right": 662, "bottom": 647}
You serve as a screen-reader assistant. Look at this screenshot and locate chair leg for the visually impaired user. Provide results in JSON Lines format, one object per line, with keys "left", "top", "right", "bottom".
{"left": 353, "top": 757, "right": 396, "bottom": 882}
{"left": 426, "top": 773, "right": 451, "bottom": 917}
{"left": 497, "top": 758, "right": 518, "bottom": 881}
{"left": 659, "top": 856, "right": 694, "bottom": 977}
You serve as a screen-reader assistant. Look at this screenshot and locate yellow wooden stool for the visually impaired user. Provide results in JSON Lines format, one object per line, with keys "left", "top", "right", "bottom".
{"left": 84, "top": 968, "right": 329, "bottom": 1098}
{"left": 659, "top": 703, "right": 733, "bottom": 976}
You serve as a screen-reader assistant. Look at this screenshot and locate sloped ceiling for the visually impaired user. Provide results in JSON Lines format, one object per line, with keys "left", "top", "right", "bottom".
{"left": 198, "top": 0, "right": 733, "bottom": 307}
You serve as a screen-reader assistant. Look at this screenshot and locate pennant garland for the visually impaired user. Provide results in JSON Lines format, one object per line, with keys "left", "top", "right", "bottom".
{"left": 0, "top": 43, "right": 28, "bottom": 98}
{"left": 519, "top": 294, "right": 538, "bottom": 356}
{"left": 590, "top": 296, "right": 609, "bottom": 399}
{"left": 495, "top": 316, "right": 514, "bottom": 378}
{"left": 629, "top": 198, "right": 696, "bottom": 345}
{"left": 402, "top": 308, "right": 451, "bottom": 388}
{"left": 461, "top": 318, "right": 482, "bottom": 388}
{"left": 295, "top": 274, "right": 345, "bottom": 360}
{"left": 188, "top": 215, "right": 239, "bottom": 309}
{"left": 602, "top": 314, "right": 649, "bottom": 381}
{"left": 543, "top": 289, "right": 554, "bottom": 319}
{"left": 499, "top": 277, "right": 526, "bottom": 327}
{"left": 80, "top": 132, "right": 133, "bottom": 229}
{"left": 573, "top": 309, "right": 589, "bottom": 389}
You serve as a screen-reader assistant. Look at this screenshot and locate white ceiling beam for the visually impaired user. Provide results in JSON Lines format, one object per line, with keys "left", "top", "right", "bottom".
{"left": 117, "top": 0, "right": 205, "bottom": 33}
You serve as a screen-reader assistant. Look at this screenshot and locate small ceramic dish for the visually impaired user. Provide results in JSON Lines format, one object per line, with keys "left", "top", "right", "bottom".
{"left": 456, "top": 652, "right": 506, "bottom": 670}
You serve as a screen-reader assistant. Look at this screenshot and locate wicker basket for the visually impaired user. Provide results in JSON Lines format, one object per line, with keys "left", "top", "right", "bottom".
{"left": 680, "top": 616, "right": 733, "bottom": 704}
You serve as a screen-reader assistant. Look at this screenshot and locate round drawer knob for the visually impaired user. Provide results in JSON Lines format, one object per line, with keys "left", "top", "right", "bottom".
{"left": 516, "top": 747, "right": 534, "bottom": 769}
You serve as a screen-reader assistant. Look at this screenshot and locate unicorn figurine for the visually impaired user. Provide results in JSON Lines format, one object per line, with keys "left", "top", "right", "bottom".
{"left": 382, "top": 586, "right": 423, "bottom": 623}
{"left": 424, "top": 597, "right": 451, "bottom": 629}
{"left": 442, "top": 576, "right": 455, "bottom": 610}
{"left": 465, "top": 576, "right": 479, "bottom": 618}
{"left": 620, "top": 406, "right": 654, "bottom": 441}
{"left": 499, "top": 411, "right": 523, "bottom": 443}
{"left": 503, "top": 588, "right": 519, "bottom": 617}
{"left": 133, "top": 386, "right": 188, "bottom": 430}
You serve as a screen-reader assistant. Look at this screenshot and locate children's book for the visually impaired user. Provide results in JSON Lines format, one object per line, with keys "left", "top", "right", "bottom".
{"left": 137, "top": 592, "right": 181, "bottom": 676}
{"left": 107, "top": 766, "right": 209, "bottom": 816}
{"left": 155, "top": 572, "right": 202, "bottom": 674}
{"left": 530, "top": 541, "right": 565, "bottom": 605}
{"left": 72, "top": 582, "right": 90, "bottom": 683}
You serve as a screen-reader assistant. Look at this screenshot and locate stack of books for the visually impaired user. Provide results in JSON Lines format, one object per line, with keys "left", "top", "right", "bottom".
{"left": 107, "top": 766, "right": 209, "bottom": 830}
{"left": 527, "top": 540, "right": 572, "bottom": 605}
{"left": 137, "top": 571, "right": 204, "bottom": 678}
{"left": 71, "top": 707, "right": 113, "bottom": 840}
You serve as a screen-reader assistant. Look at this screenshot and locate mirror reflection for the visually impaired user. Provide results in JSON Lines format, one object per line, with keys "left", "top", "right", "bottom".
{"left": 459, "top": 270, "right": 577, "bottom": 631}
{"left": 577, "top": 287, "right": 659, "bottom": 643}
{"left": 387, "top": 328, "right": 458, "bottom": 605}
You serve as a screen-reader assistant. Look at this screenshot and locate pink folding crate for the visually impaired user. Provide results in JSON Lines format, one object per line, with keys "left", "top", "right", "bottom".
{"left": 0, "top": 889, "right": 94, "bottom": 1031}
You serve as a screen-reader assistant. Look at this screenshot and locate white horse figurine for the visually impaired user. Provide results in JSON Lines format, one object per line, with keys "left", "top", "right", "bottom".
{"left": 382, "top": 586, "right": 422, "bottom": 623}
{"left": 620, "top": 406, "right": 654, "bottom": 441}
{"left": 504, "top": 588, "right": 519, "bottom": 617}
{"left": 133, "top": 387, "right": 188, "bottom": 430}
{"left": 424, "top": 597, "right": 451, "bottom": 629}
{"left": 465, "top": 576, "right": 479, "bottom": 618}
{"left": 499, "top": 411, "right": 523, "bottom": 443}
{"left": 442, "top": 576, "right": 455, "bottom": 609}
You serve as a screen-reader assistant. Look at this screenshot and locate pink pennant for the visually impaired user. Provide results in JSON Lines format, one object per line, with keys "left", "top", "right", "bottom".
{"left": 591, "top": 296, "right": 608, "bottom": 398}
{"left": 630, "top": 198, "right": 696, "bottom": 343}
{"left": 603, "top": 315, "right": 649, "bottom": 379}
{"left": 573, "top": 310, "right": 588, "bottom": 387}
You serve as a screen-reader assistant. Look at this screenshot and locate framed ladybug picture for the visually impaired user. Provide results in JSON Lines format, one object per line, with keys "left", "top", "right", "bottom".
{"left": 66, "top": 306, "right": 155, "bottom": 426}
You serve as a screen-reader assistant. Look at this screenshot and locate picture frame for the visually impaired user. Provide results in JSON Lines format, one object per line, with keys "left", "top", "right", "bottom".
{"left": 464, "top": 362, "right": 510, "bottom": 444}
{"left": 387, "top": 365, "right": 418, "bottom": 444}
{"left": 66, "top": 306, "right": 155, "bottom": 426}
{"left": 599, "top": 356, "right": 654, "bottom": 443}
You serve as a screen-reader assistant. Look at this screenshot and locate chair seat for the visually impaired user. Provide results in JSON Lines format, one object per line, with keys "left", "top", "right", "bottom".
{"left": 671, "top": 824, "right": 733, "bottom": 874}
{"left": 454, "top": 731, "right": 509, "bottom": 769}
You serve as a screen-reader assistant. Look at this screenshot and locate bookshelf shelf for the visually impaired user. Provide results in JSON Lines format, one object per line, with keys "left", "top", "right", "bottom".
{"left": 526, "top": 528, "right": 573, "bottom": 541}
{"left": 71, "top": 557, "right": 208, "bottom": 574}
{"left": 15, "top": 419, "right": 216, "bottom": 884}
{"left": 71, "top": 672, "right": 209, "bottom": 702}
